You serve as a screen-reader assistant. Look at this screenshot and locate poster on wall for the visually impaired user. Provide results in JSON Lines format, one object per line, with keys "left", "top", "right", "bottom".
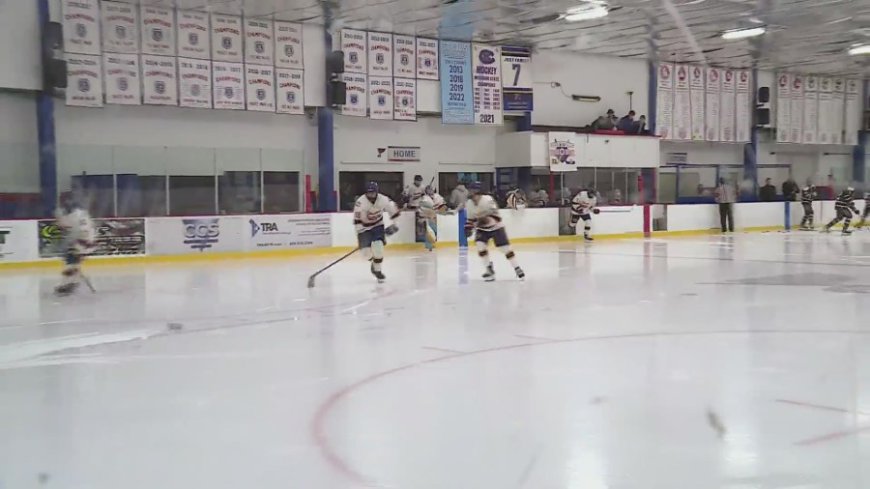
{"left": 62, "top": 0, "right": 101, "bottom": 55}
{"left": 689, "top": 65, "right": 705, "bottom": 141}
{"left": 342, "top": 29, "right": 367, "bottom": 73}
{"left": 831, "top": 78, "right": 845, "bottom": 144}
{"left": 39, "top": 219, "right": 146, "bottom": 257}
{"left": 103, "top": 53, "right": 141, "bottom": 105}
{"left": 274, "top": 21, "right": 303, "bottom": 69}
{"left": 142, "top": 55, "right": 177, "bottom": 106}
{"left": 548, "top": 132, "right": 578, "bottom": 173}
{"left": 179, "top": 58, "right": 212, "bottom": 108}
{"left": 245, "top": 65, "right": 275, "bottom": 112}
{"left": 440, "top": 41, "right": 473, "bottom": 124}
{"left": 393, "top": 78, "right": 417, "bottom": 121}
{"left": 704, "top": 67, "right": 720, "bottom": 141}
{"left": 673, "top": 64, "right": 690, "bottom": 140}
{"left": 817, "top": 77, "right": 832, "bottom": 144}
{"left": 845, "top": 79, "right": 861, "bottom": 145}
{"left": 368, "top": 32, "right": 393, "bottom": 76}
{"left": 416, "top": 38, "right": 439, "bottom": 80}
{"left": 789, "top": 75, "right": 804, "bottom": 143}
{"left": 472, "top": 44, "right": 503, "bottom": 125}
{"left": 393, "top": 35, "right": 416, "bottom": 78}
{"left": 719, "top": 69, "right": 735, "bottom": 142}
{"left": 735, "top": 70, "right": 751, "bottom": 142}
{"left": 802, "top": 75, "right": 819, "bottom": 144}
{"left": 655, "top": 63, "right": 673, "bottom": 139}
{"left": 501, "top": 46, "right": 533, "bottom": 112}
{"left": 275, "top": 68, "right": 304, "bottom": 114}
{"left": 212, "top": 61, "right": 245, "bottom": 110}
{"left": 176, "top": 10, "right": 211, "bottom": 59}
{"left": 776, "top": 73, "right": 791, "bottom": 143}
{"left": 66, "top": 54, "right": 103, "bottom": 107}
{"left": 244, "top": 18, "right": 274, "bottom": 66}
{"left": 140, "top": 6, "right": 175, "bottom": 56}
{"left": 247, "top": 215, "right": 331, "bottom": 250}
{"left": 368, "top": 76, "right": 394, "bottom": 120}
{"left": 210, "top": 14, "right": 242, "bottom": 62}
{"left": 101, "top": 1, "right": 139, "bottom": 53}
{"left": 341, "top": 73, "right": 368, "bottom": 117}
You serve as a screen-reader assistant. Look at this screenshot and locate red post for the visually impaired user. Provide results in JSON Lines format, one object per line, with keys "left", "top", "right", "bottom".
{"left": 305, "top": 174, "right": 312, "bottom": 213}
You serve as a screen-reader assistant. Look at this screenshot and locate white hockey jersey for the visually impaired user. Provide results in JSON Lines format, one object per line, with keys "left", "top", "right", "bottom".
{"left": 571, "top": 190, "right": 597, "bottom": 216}
{"left": 354, "top": 193, "right": 400, "bottom": 233}
{"left": 56, "top": 207, "right": 96, "bottom": 249}
{"left": 466, "top": 195, "right": 504, "bottom": 232}
{"left": 402, "top": 183, "right": 425, "bottom": 209}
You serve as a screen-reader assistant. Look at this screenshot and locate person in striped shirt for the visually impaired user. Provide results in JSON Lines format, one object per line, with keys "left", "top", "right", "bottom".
{"left": 799, "top": 184, "right": 817, "bottom": 230}
{"left": 823, "top": 187, "right": 859, "bottom": 235}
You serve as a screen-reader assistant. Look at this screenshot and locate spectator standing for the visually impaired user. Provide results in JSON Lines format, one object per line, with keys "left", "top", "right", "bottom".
{"left": 450, "top": 182, "right": 469, "bottom": 209}
{"left": 782, "top": 177, "right": 799, "bottom": 201}
{"left": 529, "top": 187, "right": 549, "bottom": 207}
{"left": 591, "top": 109, "right": 618, "bottom": 130}
{"left": 617, "top": 111, "right": 636, "bottom": 132}
{"left": 715, "top": 178, "right": 736, "bottom": 232}
{"left": 759, "top": 178, "right": 777, "bottom": 201}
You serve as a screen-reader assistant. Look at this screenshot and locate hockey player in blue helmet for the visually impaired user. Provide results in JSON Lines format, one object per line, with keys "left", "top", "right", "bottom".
{"left": 464, "top": 182, "right": 524, "bottom": 281}
{"left": 353, "top": 181, "right": 401, "bottom": 283}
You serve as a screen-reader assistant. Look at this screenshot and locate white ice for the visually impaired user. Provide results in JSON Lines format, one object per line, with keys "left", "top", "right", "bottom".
{"left": 2, "top": 232, "right": 870, "bottom": 489}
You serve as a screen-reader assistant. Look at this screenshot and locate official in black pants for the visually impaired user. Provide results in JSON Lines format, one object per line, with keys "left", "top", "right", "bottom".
{"left": 715, "top": 178, "right": 736, "bottom": 232}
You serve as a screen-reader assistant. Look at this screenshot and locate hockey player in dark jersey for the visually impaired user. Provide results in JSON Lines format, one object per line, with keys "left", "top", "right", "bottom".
{"left": 823, "top": 187, "right": 859, "bottom": 235}
{"left": 799, "top": 184, "right": 817, "bottom": 230}
{"left": 857, "top": 191, "right": 870, "bottom": 229}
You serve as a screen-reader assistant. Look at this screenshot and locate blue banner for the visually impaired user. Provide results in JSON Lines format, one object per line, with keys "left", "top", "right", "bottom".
{"left": 440, "top": 41, "right": 474, "bottom": 124}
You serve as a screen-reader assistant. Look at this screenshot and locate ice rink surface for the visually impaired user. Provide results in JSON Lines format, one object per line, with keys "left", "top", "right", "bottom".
{"left": 2, "top": 231, "right": 870, "bottom": 489}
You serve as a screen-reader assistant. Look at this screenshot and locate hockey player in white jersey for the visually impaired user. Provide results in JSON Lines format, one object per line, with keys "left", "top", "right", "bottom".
{"left": 54, "top": 195, "right": 96, "bottom": 295}
{"left": 402, "top": 174, "right": 426, "bottom": 210}
{"left": 465, "top": 182, "right": 524, "bottom": 281}
{"left": 570, "top": 187, "right": 599, "bottom": 241}
{"left": 418, "top": 186, "right": 446, "bottom": 251}
{"left": 354, "top": 181, "right": 401, "bottom": 283}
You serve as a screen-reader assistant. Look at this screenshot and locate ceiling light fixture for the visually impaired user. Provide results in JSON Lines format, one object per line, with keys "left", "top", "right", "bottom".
{"left": 562, "top": 1, "right": 609, "bottom": 22}
{"left": 721, "top": 26, "right": 766, "bottom": 40}
{"left": 848, "top": 44, "right": 870, "bottom": 55}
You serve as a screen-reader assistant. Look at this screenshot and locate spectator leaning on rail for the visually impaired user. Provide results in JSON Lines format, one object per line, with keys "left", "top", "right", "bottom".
{"left": 617, "top": 111, "right": 636, "bottom": 132}
{"left": 759, "top": 178, "right": 777, "bottom": 202}
{"left": 782, "top": 177, "right": 799, "bottom": 201}
{"left": 714, "top": 178, "right": 736, "bottom": 233}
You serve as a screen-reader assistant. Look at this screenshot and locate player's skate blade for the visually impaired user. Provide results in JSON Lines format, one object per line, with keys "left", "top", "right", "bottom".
{"left": 584, "top": 235, "right": 594, "bottom": 242}
{"left": 371, "top": 265, "right": 386, "bottom": 283}
{"left": 482, "top": 264, "right": 495, "bottom": 282}
{"left": 515, "top": 267, "right": 525, "bottom": 280}
{"left": 54, "top": 283, "right": 79, "bottom": 296}
{"left": 842, "top": 230, "right": 853, "bottom": 235}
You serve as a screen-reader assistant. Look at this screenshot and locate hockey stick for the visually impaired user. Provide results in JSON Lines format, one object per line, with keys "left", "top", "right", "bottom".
{"left": 80, "top": 272, "right": 96, "bottom": 293}
{"left": 307, "top": 247, "right": 361, "bottom": 288}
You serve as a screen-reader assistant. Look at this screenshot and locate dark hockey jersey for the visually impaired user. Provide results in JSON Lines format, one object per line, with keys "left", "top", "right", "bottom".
{"left": 834, "top": 190, "right": 857, "bottom": 212}
{"left": 800, "top": 186, "right": 816, "bottom": 205}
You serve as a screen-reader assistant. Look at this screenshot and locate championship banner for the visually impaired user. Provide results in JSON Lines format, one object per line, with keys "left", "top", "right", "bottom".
{"left": 368, "top": 32, "right": 393, "bottom": 76}
{"left": 245, "top": 66, "right": 275, "bottom": 112}
{"left": 211, "top": 14, "right": 242, "bottom": 62}
{"left": 655, "top": 63, "right": 673, "bottom": 139}
{"left": 845, "top": 79, "right": 861, "bottom": 145}
{"left": 179, "top": 59, "right": 212, "bottom": 108}
{"left": 719, "top": 69, "right": 735, "bottom": 142}
{"left": 65, "top": 54, "right": 103, "bottom": 107}
{"left": 735, "top": 70, "right": 751, "bottom": 142}
{"left": 274, "top": 21, "right": 303, "bottom": 69}
{"left": 789, "top": 75, "right": 804, "bottom": 143}
{"left": 393, "top": 35, "right": 416, "bottom": 78}
{"left": 38, "top": 219, "right": 146, "bottom": 258}
{"left": 818, "top": 77, "right": 832, "bottom": 144}
{"left": 341, "top": 73, "right": 368, "bottom": 117}
{"left": 177, "top": 10, "right": 210, "bottom": 59}
{"left": 689, "top": 65, "right": 705, "bottom": 140}
{"left": 472, "top": 44, "right": 503, "bottom": 125}
{"left": 247, "top": 215, "right": 331, "bottom": 250}
{"left": 802, "top": 75, "right": 819, "bottom": 144}
{"left": 212, "top": 61, "right": 245, "bottom": 110}
{"left": 142, "top": 55, "right": 177, "bottom": 106}
{"left": 548, "top": 132, "right": 578, "bottom": 173}
{"left": 440, "top": 40, "right": 473, "bottom": 124}
{"left": 275, "top": 68, "right": 304, "bottom": 114}
{"left": 831, "top": 78, "right": 845, "bottom": 144}
{"left": 244, "top": 18, "right": 274, "bottom": 66}
{"left": 673, "top": 64, "right": 690, "bottom": 140}
{"left": 103, "top": 53, "right": 141, "bottom": 105}
{"left": 501, "top": 46, "right": 533, "bottom": 112}
{"left": 704, "top": 67, "right": 720, "bottom": 141}
{"left": 140, "top": 6, "right": 175, "bottom": 56}
{"left": 369, "top": 76, "right": 393, "bottom": 120}
{"left": 62, "top": 0, "right": 100, "bottom": 55}
{"left": 101, "top": 1, "right": 139, "bottom": 53}
{"left": 393, "top": 78, "right": 417, "bottom": 121}
{"left": 776, "top": 73, "right": 791, "bottom": 143}
{"left": 342, "top": 29, "right": 367, "bottom": 73}
{"left": 416, "top": 38, "right": 439, "bottom": 80}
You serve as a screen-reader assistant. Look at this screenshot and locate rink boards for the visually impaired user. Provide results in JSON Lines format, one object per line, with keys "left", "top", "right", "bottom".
{"left": 0, "top": 200, "right": 859, "bottom": 268}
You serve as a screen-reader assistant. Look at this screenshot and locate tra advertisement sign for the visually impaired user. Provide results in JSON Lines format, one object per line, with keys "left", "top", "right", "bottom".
{"left": 247, "top": 215, "right": 331, "bottom": 250}
{"left": 145, "top": 216, "right": 245, "bottom": 255}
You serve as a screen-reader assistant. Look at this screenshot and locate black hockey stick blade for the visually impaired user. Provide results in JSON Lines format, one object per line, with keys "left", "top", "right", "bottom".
{"left": 81, "top": 273, "right": 96, "bottom": 293}
{"left": 307, "top": 247, "right": 360, "bottom": 288}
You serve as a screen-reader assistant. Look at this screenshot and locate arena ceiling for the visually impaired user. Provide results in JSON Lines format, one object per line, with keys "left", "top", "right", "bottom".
{"left": 155, "top": 0, "right": 870, "bottom": 75}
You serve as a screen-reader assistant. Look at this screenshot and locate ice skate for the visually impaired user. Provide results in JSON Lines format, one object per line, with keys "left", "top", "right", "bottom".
{"left": 584, "top": 234, "right": 594, "bottom": 242}
{"left": 515, "top": 266, "right": 525, "bottom": 280}
{"left": 842, "top": 229, "right": 853, "bottom": 236}
{"left": 371, "top": 264, "right": 386, "bottom": 283}
{"left": 482, "top": 264, "right": 495, "bottom": 282}
{"left": 54, "top": 282, "right": 78, "bottom": 296}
